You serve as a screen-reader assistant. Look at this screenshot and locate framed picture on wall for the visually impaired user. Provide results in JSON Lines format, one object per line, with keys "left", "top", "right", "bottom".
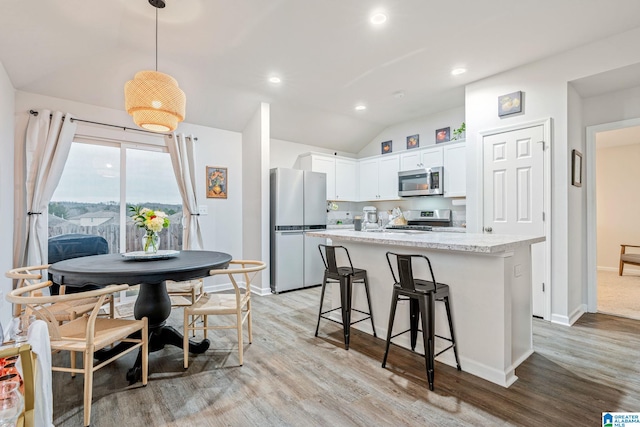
{"left": 206, "top": 166, "right": 228, "bottom": 198}
{"left": 498, "top": 91, "right": 523, "bottom": 117}
{"left": 435, "top": 127, "right": 450, "bottom": 144}
{"left": 406, "top": 134, "right": 419, "bottom": 149}
{"left": 381, "top": 140, "right": 392, "bottom": 154}
{"left": 571, "top": 150, "right": 582, "bottom": 187}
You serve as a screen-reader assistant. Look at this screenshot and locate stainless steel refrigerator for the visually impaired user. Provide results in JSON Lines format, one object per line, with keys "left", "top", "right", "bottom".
{"left": 270, "top": 168, "right": 327, "bottom": 293}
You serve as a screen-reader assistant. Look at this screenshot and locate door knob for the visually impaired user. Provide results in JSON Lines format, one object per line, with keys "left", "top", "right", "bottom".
{"left": 484, "top": 227, "right": 493, "bottom": 233}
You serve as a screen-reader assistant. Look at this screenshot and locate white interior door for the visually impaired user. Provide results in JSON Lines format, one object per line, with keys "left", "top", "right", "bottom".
{"left": 483, "top": 125, "right": 547, "bottom": 317}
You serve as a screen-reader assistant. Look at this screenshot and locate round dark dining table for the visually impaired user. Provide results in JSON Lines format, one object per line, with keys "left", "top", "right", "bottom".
{"left": 48, "top": 250, "right": 232, "bottom": 383}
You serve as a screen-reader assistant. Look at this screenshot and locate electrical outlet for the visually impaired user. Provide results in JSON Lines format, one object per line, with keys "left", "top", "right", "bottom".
{"left": 198, "top": 205, "right": 208, "bottom": 215}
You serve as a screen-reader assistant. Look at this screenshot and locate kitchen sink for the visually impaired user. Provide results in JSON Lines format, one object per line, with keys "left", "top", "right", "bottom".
{"left": 363, "top": 229, "right": 430, "bottom": 234}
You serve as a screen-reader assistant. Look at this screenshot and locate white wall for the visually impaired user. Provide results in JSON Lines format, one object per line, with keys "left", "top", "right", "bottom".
{"left": 583, "top": 85, "right": 640, "bottom": 127}
{"left": 0, "top": 61, "right": 15, "bottom": 332}
{"left": 595, "top": 143, "right": 640, "bottom": 270}
{"left": 357, "top": 106, "right": 465, "bottom": 158}
{"left": 242, "top": 103, "right": 270, "bottom": 293}
{"left": 14, "top": 90, "right": 244, "bottom": 290}
{"left": 465, "top": 26, "right": 640, "bottom": 324}
{"left": 568, "top": 84, "right": 586, "bottom": 318}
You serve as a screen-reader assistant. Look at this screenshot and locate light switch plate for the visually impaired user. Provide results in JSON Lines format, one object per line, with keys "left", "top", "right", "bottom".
{"left": 514, "top": 264, "right": 523, "bottom": 277}
{"left": 198, "top": 205, "right": 208, "bottom": 215}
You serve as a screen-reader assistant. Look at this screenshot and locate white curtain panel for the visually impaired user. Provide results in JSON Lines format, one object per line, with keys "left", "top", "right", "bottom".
{"left": 15, "top": 110, "right": 77, "bottom": 268}
{"left": 166, "top": 133, "right": 203, "bottom": 250}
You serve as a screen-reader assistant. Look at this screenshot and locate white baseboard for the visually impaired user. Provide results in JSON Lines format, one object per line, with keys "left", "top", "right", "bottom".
{"left": 551, "top": 304, "right": 586, "bottom": 326}
{"left": 253, "top": 286, "right": 273, "bottom": 296}
{"left": 203, "top": 282, "right": 273, "bottom": 296}
{"left": 598, "top": 265, "right": 640, "bottom": 274}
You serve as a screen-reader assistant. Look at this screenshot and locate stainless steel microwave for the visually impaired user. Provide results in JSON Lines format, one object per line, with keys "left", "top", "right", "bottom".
{"left": 398, "top": 167, "right": 444, "bottom": 197}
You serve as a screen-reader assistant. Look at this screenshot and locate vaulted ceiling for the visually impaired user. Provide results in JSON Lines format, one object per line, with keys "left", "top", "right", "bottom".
{"left": 2, "top": 0, "right": 640, "bottom": 153}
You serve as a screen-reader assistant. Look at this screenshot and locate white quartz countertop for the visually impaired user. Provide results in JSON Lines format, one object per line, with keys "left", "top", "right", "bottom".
{"left": 308, "top": 229, "right": 545, "bottom": 254}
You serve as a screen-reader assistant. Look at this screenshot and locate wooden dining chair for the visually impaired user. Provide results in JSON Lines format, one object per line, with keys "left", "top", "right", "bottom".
{"left": 166, "top": 278, "right": 204, "bottom": 336}
{"left": 183, "top": 260, "right": 266, "bottom": 368}
{"left": 6, "top": 280, "right": 148, "bottom": 427}
{"left": 5, "top": 264, "right": 114, "bottom": 321}
{"left": 0, "top": 343, "right": 36, "bottom": 427}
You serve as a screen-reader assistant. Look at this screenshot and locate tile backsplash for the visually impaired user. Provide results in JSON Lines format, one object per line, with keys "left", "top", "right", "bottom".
{"left": 325, "top": 200, "right": 466, "bottom": 227}
{"left": 327, "top": 210, "right": 356, "bottom": 225}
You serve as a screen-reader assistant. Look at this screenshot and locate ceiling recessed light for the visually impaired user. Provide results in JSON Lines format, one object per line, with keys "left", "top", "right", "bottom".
{"left": 355, "top": 105, "right": 367, "bottom": 111}
{"left": 451, "top": 68, "right": 467, "bottom": 76}
{"left": 269, "top": 76, "right": 282, "bottom": 84}
{"left": 370, "top": 13, "right": 387, "bottom": 25}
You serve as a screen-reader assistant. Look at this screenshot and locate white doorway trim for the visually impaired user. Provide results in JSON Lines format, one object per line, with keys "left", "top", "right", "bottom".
{"left": 478, "top": 117, "right": 552, "bottom": 321}
{"left": 586, "top": 117, "right": 640, "bottom": 312}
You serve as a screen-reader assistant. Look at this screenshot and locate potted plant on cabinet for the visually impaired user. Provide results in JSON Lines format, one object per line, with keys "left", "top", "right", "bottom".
{"left": 452, "top": 122, "right": 466, "bottom": 140}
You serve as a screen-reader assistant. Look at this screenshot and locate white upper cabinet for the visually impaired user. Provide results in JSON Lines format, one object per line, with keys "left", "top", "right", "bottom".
{"left": 335, "top": 158, "right": 357, "bottom": 201}
{"left": 358, "top": 158, "right": 379, "bottom": 201}
{"left": 422, "top": 147, "right": 444, "bottom": 169}
{"left": 400, "top": 146, "right": 443, "bottom": 171}
{"left": 298, "top": 154, "right": 357, "bottom": 201}
{"left": 443, "top": 141, "right": 466, "bottom": 198}
{"left": 359, "top": 155, "right": 400, "bottom": 201}
{"left": 378, "top": 155, "right": 400, "bottom": 200}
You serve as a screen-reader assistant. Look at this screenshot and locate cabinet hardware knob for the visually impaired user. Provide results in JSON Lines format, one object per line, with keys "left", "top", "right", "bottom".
{"left": 484, "top": 227, "right": 493, "bottom": 233}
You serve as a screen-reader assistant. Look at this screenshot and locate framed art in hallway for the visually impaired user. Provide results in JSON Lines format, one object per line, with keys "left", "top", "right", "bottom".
{"left": 498, "top": 91, "right": 523, "bottom": 117}
{"left": 206, "top": 166, "right": 227, "bottom": 198}
{"left": 571, "top": 149, "right": 582, "bottom": 187}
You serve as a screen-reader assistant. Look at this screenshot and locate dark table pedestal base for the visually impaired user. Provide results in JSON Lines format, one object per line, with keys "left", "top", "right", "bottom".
{"left": 96, "top": 324, "right": 210, "bottom": 384}
{"left": 125, "top": 325, "right": 210, "bottom": 384}
{"left": 97, "top": 281, "right": 211, "bottom": 384}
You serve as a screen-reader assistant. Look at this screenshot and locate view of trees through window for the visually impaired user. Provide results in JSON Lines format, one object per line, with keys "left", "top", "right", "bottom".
{"left": 49, "top": 141, "right": 183, "bottom": 254}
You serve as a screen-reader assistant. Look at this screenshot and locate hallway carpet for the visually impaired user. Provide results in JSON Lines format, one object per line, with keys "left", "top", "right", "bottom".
{"left": 598, "top": 269, "right": 640, "bottom": 320}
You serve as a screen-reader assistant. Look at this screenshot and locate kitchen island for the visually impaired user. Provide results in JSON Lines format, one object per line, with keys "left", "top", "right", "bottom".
{"left": 307, "top": 229, "right": 545, "bottom": 387}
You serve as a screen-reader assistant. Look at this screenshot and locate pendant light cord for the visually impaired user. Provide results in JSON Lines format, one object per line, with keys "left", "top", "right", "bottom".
{"left": 155, "top": 6, "right": 158, "bottom": 71}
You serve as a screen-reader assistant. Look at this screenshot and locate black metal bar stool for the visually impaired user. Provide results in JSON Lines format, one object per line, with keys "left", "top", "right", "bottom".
{"left": 382, "top": 251, "right": 461, "bottom": 390}
{"left": 315, "top": 244, "right": 377, "bottom": 349}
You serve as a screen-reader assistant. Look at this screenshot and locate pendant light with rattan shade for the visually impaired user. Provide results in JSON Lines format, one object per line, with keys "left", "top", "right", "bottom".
{"left": 124, "top": 0, "right": 185, "bottom": 132}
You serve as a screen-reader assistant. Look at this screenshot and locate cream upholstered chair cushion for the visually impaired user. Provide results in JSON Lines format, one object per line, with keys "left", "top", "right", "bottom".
{"left": 6, "top": 280, "right": 148, "bottom": 427}
{"left": 183, "top": 260, "right": 266, "bottom": 368}
{"left": 166, "top": 278, "right": 203, "bottom": 307}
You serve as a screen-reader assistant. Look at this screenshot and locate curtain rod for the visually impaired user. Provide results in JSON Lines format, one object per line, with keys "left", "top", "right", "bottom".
{"left": 28, "top": 110, "right": 198, "bottom": 141}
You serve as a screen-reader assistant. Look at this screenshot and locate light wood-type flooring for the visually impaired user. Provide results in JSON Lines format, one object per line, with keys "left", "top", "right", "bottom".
{"left": 52, "top": 286, "right": 640, "bottom": 426}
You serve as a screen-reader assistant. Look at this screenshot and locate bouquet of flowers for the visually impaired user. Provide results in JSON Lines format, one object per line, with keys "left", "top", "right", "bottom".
{"left": 129, "top": 206, "right": 170, "bottom": 252}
